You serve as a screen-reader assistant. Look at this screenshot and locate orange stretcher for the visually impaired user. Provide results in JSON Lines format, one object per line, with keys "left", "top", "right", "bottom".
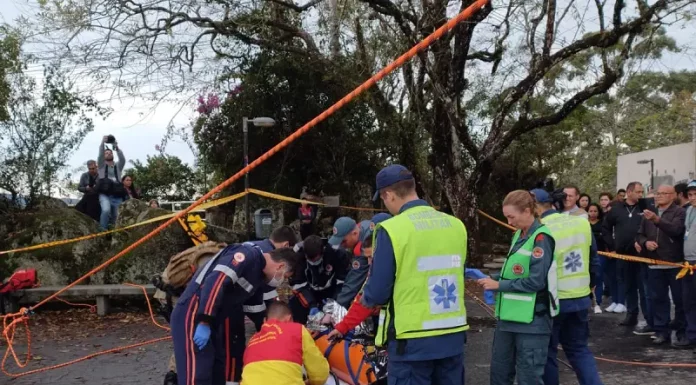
{"left": 313, "top": 332, "right": 378, "bottom": 385}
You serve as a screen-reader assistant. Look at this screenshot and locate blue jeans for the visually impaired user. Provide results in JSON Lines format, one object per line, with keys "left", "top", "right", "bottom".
{"left": 99, "top": 194, "right": 123, "bottom": 230}
{"left": 648, "top": 268, "right": 685, "bottom": 338}
{"left": 543, "top": 310, "right": 603, "bottom": 385}
{"left": 603, "top": 257, "right": 624, "bottom": 305}
{"left": 594, "top": 255, "right": 608, "bottom": 305}
{"left": 388, "top": 353, "right": 464, "bottom": 385}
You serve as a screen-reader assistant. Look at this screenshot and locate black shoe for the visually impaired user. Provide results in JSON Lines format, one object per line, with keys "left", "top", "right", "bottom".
{"left": 653, "top": 335, "right": 669, "bottom": 345}
{"left": 163, "top": 371, "right": 177, "bottom": 385}
{"left": 633, "top": 325, "right": 655, "bottom": 336}
{"left": 672, "top": 336, "right": 696, "bottom": 349}
{"left": 619, "top": 314, "right": 638, "bottom": 326}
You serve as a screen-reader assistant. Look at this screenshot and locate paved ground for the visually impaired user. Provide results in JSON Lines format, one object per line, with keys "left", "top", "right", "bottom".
{"left": 2, "top": 299, "right": 695, "bottom": 385}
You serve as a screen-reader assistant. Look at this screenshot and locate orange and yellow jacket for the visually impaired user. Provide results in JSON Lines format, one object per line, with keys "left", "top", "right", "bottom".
{"left": 241, "top": 320, "right": 330, "bottom": 385}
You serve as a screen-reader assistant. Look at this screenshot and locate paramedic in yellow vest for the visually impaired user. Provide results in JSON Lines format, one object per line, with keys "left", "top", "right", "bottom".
{"left": 361, "top": 165, "right": 468, "bottom": 385}
{"left": 531, "top": 189, "right": 603, "bottom": 385}
{"left": 478, "top": 190, "right": 558, "bottom": 385}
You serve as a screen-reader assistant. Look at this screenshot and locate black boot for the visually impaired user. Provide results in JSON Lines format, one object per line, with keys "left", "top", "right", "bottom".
{"left": 163, "top": 371, "right": 177, "bottom": 385}
{"left": 619, "top": 313, "right": 638, "bottom": 326}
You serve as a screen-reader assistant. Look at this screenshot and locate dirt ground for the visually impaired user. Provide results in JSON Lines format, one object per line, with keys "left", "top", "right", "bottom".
{"left": 1, "top": 298, "right": 694, "bottom": 385}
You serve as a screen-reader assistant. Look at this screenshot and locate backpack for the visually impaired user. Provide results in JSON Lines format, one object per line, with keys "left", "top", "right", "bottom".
{"left": 0, "top": 268, "right": 39, "bottom": 294}
{"left": 152, "top": 241, "right": 227, "bottom": 322}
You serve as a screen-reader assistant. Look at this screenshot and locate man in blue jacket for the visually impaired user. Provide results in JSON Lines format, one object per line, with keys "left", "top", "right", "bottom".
{"left": 361, "top": 165, "right": 469, "bottom": 385}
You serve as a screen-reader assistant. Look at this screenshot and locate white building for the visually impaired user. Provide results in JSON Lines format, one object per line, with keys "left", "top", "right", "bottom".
{"left": 616, "top": 142, "right": 696, "bottom": 191}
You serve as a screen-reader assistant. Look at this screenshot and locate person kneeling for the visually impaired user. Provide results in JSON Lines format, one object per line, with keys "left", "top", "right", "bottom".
{"left": 241, "top": 302, "right": 330, "bottom": 385}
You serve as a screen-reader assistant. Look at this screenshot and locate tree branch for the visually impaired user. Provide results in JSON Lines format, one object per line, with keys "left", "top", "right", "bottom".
{"left": 543, "top": 0, "right": 557, "bottom": 57}
{"left": 266, "top": 0, "right": 327, "bottom": 12}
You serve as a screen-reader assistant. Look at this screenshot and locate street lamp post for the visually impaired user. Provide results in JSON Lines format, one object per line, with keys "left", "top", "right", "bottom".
{"left": 243, "top": 116, "right": 276, "bottom": 240}
{"left": 637, "top": 159, "right": 654, "bottom": 192}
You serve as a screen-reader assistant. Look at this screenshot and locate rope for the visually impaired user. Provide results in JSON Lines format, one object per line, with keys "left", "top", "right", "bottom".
{"left": 1, "top": 282, "right": 170, "bottom": 378}
{"left": 0, "top": 0, "right": 491, "bottom": 376}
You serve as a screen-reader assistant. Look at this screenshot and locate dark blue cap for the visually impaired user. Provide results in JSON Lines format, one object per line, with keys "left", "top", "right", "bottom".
{"left": 360, "top": 213, "right": 392, "bottom": 242}
{"left": 372, "top": 165, "right": 414, "bottom": 201}
{"left": 529, "top": 188, "right": 553, "bottom": 203}
{"left": 688, "top": 180, "right": 696, "bottom": 191}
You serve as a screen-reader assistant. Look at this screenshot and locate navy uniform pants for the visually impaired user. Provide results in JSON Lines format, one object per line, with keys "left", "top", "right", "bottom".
{"left": 387, "top": 353, "right": 464, "bottom": 385}
{"left": 683, "top": 271, "right": 696, "bottom": 342}
{"left": 490, "top": 329, "right": 549, "bottom": 385}
{"left": 171, "top": 296, "right": 245, "bottom": 385}
{"left": 543, "top": 310, "right": 602, "bottom": 385}
{"left": 648, "top": 268, "right": 686, "bottom": 338}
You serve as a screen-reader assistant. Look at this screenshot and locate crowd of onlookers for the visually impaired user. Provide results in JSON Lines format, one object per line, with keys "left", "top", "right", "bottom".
{"left": 75, "top": 135, "right": 159, "bottom": 230}
{"left": 568, "top": 180, "right": 695, "bottom": 349}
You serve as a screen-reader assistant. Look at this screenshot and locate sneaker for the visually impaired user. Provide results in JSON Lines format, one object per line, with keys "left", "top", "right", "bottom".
{"left": 653, "top": 335, "right": 669, "bottom": 345}
{"left": 613, "top": 304, "right": 627, "bottom": 313}
{"left": 593, "top": 305, "right": 603, "bottom": 314}
{"left": 633, "top": 325, "right": 655, "bottom": 336}
{"left": 605, "top": 303, "right": 618, "bottom": 312}
{"left": 672, "top": 336, "right": 696, "bottom": 349}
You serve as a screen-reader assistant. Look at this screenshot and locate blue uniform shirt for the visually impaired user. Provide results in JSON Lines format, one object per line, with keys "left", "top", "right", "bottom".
{"left": 540, "top": 209, "right": 600, "bottom": 313}
{"left": 361, "top": 199, "right": 466, "bottom": 361}
{"left": 178, "top": 244, "right": 267, "bottom": 325}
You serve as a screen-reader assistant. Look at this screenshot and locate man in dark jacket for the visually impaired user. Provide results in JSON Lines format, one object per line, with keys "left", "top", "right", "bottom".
{"left": 635, "top": 185, "right": 687, "bottom": 345}
{"left": 602, "top": 182, "right": 647, "bottom": 325}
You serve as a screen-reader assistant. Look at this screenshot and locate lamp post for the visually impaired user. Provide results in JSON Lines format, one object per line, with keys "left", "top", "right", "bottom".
{"left": 243, "top": 116, "right": 276, "bottom": 240}
{"left": 637, "top": 159, "right": 654, "bottom": 193}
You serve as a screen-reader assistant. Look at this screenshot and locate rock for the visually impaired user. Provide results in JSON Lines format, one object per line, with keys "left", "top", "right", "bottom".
{"left": 32, "top": 197, "right": 69, "bottom": 210}
{"left": 1, "top": 207, "right": 107, "bottom": 285}
{"left": 98, "top": 199, "right": 195, "bottom": 284}
{"left": 483, "top": 262, "right": 504, "bottom": 270}
{"left": 493, "top": 257, "right": 507, "bottom": 263}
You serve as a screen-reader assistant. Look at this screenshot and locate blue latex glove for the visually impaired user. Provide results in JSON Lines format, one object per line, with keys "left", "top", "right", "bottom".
{"left": 465, "top": 268, "right": 495, "bottom": 305}
{"left": 309, "top": 307, "right": 320, "bottom": 316}
{"left": 193, "top": 323, "right": 211, "bottom": 350}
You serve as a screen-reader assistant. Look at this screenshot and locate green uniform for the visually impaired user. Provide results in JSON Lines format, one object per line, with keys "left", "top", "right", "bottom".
{"left": 374, "top": 205, "right": 469, "bottom": 347}
{"left": 490, "top": 219, "right": 556, "bottom": 385}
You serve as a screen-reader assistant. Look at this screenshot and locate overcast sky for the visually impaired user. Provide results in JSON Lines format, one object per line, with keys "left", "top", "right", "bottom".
{"left": 2, "top": 0, "right": 695, "bottom": 190}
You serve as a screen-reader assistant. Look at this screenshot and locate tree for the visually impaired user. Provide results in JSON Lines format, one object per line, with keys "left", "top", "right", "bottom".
{"left": 0, "top": 26, "right": 20, "bottom": 122}
{"left": 0, "top": 64, "right": 108, "bottom": 207}
{"left": 31, "top": 0, "right": 696, "bottom": 262}
{"left": 127, "top": 154, "right": 198, "bottom": 201}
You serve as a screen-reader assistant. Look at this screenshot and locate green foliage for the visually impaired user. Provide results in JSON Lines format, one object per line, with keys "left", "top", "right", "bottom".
{"left": 0, "top": 26, "right": 21, "bottom": 122}
{"left": 0, "top": 64, "right": 109, "bottom": 206}
{"left": 194, "top": 50, "right": 380, "bottom": 205}
{"left": 127, "top": 154, "right": 197, "bottom": 201}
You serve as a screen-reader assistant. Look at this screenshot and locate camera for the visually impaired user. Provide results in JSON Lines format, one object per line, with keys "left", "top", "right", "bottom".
{"left": 535, "top": 178, "right": 566, "bottom": 211}
{"left": 106, "top": 135, "right": 116, "bottom": 144}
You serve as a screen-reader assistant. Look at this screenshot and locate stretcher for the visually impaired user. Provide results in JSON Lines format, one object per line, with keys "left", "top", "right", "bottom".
{"left": 312, "top": 331, "right": 387, "bottom": 385}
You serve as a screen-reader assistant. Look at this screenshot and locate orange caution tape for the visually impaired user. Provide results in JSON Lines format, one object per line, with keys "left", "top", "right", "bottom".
{"left": 248, "top": 188, "right": 384, "bottom": 212}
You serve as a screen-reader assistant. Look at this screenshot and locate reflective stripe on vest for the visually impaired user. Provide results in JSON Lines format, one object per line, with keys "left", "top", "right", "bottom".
{"left": 496, "top": 225, "right": 558, "bottom": 323}
{"left": 373, "top": 205, "right": 469, "bottom": 347}
{"left": 541, "top": 213, "right": 592, "bottom": 299}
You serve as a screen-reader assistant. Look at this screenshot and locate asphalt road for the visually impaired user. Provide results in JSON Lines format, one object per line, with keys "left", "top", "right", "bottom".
{"left": 3, "top": 299, "right": 695, "bottom": 385}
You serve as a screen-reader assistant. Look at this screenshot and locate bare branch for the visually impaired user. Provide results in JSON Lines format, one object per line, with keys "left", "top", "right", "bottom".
{"left": 543, "top": 0, "right": 557, "bottom": 57}
{"left": 266, "top": 0, "right": 327, "bottom": 12}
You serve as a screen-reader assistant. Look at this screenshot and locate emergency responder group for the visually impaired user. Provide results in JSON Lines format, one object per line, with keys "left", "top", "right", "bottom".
{"left": 168, "top": 164, "right": 603, "bottom": 385}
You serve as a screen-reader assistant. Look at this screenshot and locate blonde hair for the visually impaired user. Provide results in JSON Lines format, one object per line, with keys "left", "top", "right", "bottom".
{"left": 503, "top": 190, "right": 536, "bottom": 217}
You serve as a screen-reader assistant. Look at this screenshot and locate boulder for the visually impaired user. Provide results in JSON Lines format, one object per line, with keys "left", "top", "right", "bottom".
{"left": 97, "top": 199, "right": 196, "bottom": 284}
{"left": 1, "top": 206, "right": 106, "bottom": 285}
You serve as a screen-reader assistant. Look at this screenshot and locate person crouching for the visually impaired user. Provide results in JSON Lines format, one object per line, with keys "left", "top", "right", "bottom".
{"left": 241, "top": 301, "right": 329, "bottom": 385}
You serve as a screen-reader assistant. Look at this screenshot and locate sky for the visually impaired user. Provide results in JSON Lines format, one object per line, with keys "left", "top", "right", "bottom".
{"left": 2, "top": 0, "right": 695, "bottom": 196}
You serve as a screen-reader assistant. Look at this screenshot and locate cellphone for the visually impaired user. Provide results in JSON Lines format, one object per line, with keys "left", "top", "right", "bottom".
{"left": 638, "top": 198, "right": 655, "bottom": 212}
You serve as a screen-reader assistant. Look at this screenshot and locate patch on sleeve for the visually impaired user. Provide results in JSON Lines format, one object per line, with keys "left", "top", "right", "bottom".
{"left": 231, "top": 252, "right": 245, "bottom": 266}
{"left": 532, "top": 247, "right": 544, "bottom": 259}
{"left": 352, "top": 260, "right": 361, "bottom": 270}
{"left": 325, "top": 264, "right": 333, "bottom": 272}
{"left": 535, "top": 234, "right": 545, "bottom": 242}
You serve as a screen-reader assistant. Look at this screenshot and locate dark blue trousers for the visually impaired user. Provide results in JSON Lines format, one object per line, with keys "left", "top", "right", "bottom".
{"left": 620, "top": 260, "right": 650, "bottom": 323}
{"left": 388, "top": 353, "right": 464, "bottom": 385}
{"left": 171, "top": 296, "right": 245, "bottom": 385}
{"left": 603, "top": 258, "right": 624, "bottom": 305}
{"left": 543, "top": 310, "right": 603, "bottom": 385}
{"left": 683, "top": 271, "right": 696, "bottom": 342}
{"left": 648, "top": 268, "right": 685, "bottom": 338}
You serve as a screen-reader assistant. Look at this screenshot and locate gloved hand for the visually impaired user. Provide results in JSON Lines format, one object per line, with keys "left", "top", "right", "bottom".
{"left": 309, "top": 307, "right": 320, "bottom": 316}
{"left": 193, "top": 323, "right": 211, "bottom": 350}
{"left": 465, "top": 268, "right": 487, "bottom": 280}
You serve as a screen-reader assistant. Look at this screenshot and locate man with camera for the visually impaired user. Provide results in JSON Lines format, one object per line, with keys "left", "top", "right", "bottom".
{"left": 97, "top": 135, "right": 127, "bottom": 230}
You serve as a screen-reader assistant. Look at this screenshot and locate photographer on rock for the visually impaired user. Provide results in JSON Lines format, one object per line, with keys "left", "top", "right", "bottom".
{"left": 97, "top": 135, "right": 127, "bottom": 230}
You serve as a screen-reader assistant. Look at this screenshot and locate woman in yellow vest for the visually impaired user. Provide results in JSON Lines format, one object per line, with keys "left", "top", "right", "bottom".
{"left": 478, "top": 190, "right": 558, "bottom": 385}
